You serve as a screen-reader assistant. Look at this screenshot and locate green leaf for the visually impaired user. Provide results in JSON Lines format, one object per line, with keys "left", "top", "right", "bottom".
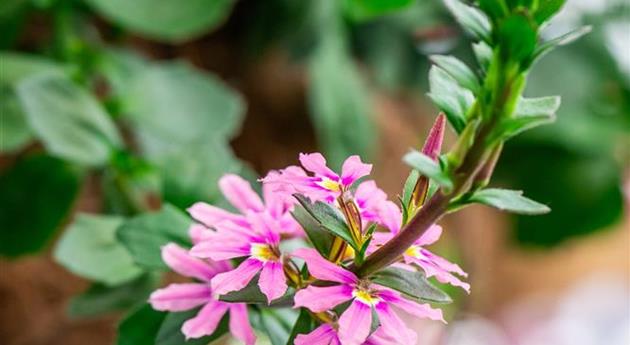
{"left": 494, "top": 96, "right": 560, "bottom": 141}
{"left": 258, "top": 308, "right": 298, "bottom": 345}
{"left": 117, "top": 304, "right": 166, "bottom": 345}
{"left": 472, "top": 41, "right": 493, "bottom": 71}
{"left": 0, "top": 52, "right": 64, "bottom": 85}
{"left": 124, "top": 62, "right": 245, "bottom": 148}
{"left": 443, "top": 0, "right": 491, "bottom": 43}
{"left": 286, "top": 309, "right": 316, "bottom": 345}
{"left": 0, "top": 155, "right": 81, "bottom": 257}
{"left": 401, "top": 169, "right": 420, "bottom": 210}
{"left": 403, "top": 150, "right": 453, "bottom": 190}
{"left": 17, "top": 73, "right": 123, "bottom": 166}
{"left": 498, "top": 14, "right": 537, "bottom": 63}
{"left": 117, "top": 204, "right": 192, "bottom": 270}
{"left": 68, "top": 273, "right": 160, "bottom": 318}
{"left": 84, "top": 0, "right": 236, "bottom": 42}
{"left": 477, "top": 0, "right": 507, "bottom": 20}
{"left": 218, "top": 274, "right": 295, "bottom": 305}
{"left": 0, "top": 86, "right": 32, "bottom": 152}
{"left": 533, "top": 26, "right": 592, "bottom": 63}
{"left": 371, "top": 267, "right": 452, "bottom": 304}
{"left": 54, "top": 214, "right": 143, "bottom": 286}
{"left": 308, "top": 33, "right": 375, "bottom": 169}
{"left": 156, "top": 309, "right": 228, "bottom": 345}
{"left": 429, "top": 55, "right": 480, "bottom": 93}
{"left": 534, "top": 0, "right": 566, "bottom": 24}
{"left": 469, "top": 188, "right": 550, "bottom": 215}
{"left": 294, "top": 194, "right": 356, "bottom": 250}
{"left": 291, "top": 205, "right": 334, "bottom": 257}
{"left": 427, "top": 66, "right": 474, "bottom": 133}
{"left": 343, "top": 0, "right": 414, "bottom": 21}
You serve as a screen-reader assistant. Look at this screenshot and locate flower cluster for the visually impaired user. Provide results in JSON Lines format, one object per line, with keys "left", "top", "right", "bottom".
{"left": 150, "top": 150, "right": 468, "bottom": 344}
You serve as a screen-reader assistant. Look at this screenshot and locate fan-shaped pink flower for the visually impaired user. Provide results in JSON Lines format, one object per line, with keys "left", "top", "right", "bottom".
{"left": 372, "top": 201, "right": 470, "bottom": 292}
{"left": 263, "top": 153, "right": 372, "bottom": 204}
{"left": 295, "top": 324, "right": 402, "bottom": 345}
{"left": 149, "top": 243, "right": 256, "bottom": 344}
{"left": 292, "top": 248, "right": 444, "bottom": 345}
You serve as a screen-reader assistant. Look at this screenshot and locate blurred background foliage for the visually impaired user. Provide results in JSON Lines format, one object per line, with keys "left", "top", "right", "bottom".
{"left": 0, "top": 0, "right": 628, "bottom": 344}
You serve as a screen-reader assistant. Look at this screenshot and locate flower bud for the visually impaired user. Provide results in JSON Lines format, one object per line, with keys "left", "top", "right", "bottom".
{"left": 411, "top": 114, "right": 446, "bottom": 208}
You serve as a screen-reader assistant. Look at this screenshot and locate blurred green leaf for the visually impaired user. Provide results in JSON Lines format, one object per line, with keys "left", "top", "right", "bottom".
{"left": 403, "top": 150, "right": 453, "bottom": 190}
{"left": 533, "top": 26, "right": 592, "bottom": 64}
{"left": 443, "top": 0, "right": 491, "bottom": 43}
{"left": 0, "top": 86, "right": 32, "bottom": 152}
{"left": 0, "top": 52, "right": 64, "bottom": 84}
{"left": 534, "top": 0, "right": 566, "bottom": 24}
{"left": 84, "top": 0, "right": 236, "bottom": 42}
{"left": 427, "top": 65, "right": 473, "bottom": 133}
{"left": 494, "top": 96, "right": 560, "bottom": 141}
{"left": 54, "top": 214, "right": 143, "bottom": 286}
{"left": 308, "top": 32, "right": 375, "bottom": 169}
{"left": 124, "top": 62, "right": 244, "bottom": 149}
{"left": 344, "top": 0, "right": 414, "bottom": 21}
{"left": 370, "top": 267, "right": 452, "bottom": 304}
{"left": 156, "top": 309, "right": 227, "bottom": 345}
{"left": 219, "top": 275, "right": 295, "bottom": 305}
{"left": 17, "top": 73, "right": 123, "bottom": 166}
{"left": 257, "top": 308, "right": 298, "bottom": 345}
{"left": 117, "top": 304, "right": 166, "bottom": 345}
{"left": 429, "top": 54, "right": 480, "bottom": 93}
{"left": 477, "top": 0, "right": 507, "bottom": 20}
{"left": 0, "top": 0, "right": 27, "bottom": 18}
{"left": 117, "top": 204, "right": 191, "bottom": 270}
{"left": 291, "top": 205, "right": 334, "bottom": 257}
{"left": 468, "top": 188, "right": 550, "bottom": 215}
{"left": 472, "top": 41, "right": 493, "bottom": 71}
{"left": 294, "top": 194, "right": 357, "bottom": 250}
{"left": 0, "top": 155, "right": 81, "bottom": 257}
{"left": 68, "top": 273, "right": 160, "bottom": 318}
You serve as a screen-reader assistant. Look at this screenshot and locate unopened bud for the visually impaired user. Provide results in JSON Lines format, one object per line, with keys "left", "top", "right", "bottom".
{"left": 411, "top": 114, "right": 446, "bottom": 208}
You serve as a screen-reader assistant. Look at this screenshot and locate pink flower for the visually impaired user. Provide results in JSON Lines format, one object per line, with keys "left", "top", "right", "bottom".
{"left": 149, "top": 243, "right": 256, "bottom": 344}
{"left": 292, "top": 248, "right": 444, "bottom": 345}
{"left": 188, "top": 174, "right": 302, "bottom": 237}
{"left": 264, "top": 153, "right": 372, "bottom": 204}
{"left": 295, "top": 324, "right": 400, "bottom": 345}
{"left": 373, "top": 201, "right": 470, "bottom": 293}
{"left": 190, "top": 211, "right": 288, "bottom": 303}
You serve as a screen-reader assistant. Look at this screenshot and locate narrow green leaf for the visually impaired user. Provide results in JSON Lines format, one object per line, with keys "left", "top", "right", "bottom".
{"left": 84, "top": 0, "right": 236, "bottom": 42}
{"left": 219, "top": 275, "right": 295, "bottom": 305}
{"left": 117, "top": 304, "right": 166, "bottom": 345}
{"left": 443, "top": 0, "right": 491, "bottom": 43}
{"left": 0, "top": 155, "right": 81, "bottom": 257}
{"left": 401, "top": 169, "right": 420, "bottom": 211}
{"left": 494, "top": 96, "right": 560, "bottom": 141}
{"left": 371, "top": 267, "right": 452, "bottom": 304}
{"left": 17, "top": 73, "right": 123, "bottom": 166}
{"left": 533, "top": 26, "right": 592, "bottom": 63}
{"left": 117, "top": 204, "right": 192, "bottom": 270}
{"left": 469, "top": 188, "right": 551, "bottom": 215}
{"left": 286, "top": 308, "right": 315, "bottom": 345}
{"left": 294, "top": 194, "right": 357, "bottom": 250}
{"left": 291, "top": 205, "right": 334, "bottom": 257}
{"left": 156, "top": 309, "right": 228, "bottom": 345}
{"left": 429, "top": 55, "right": 480, "bottom": 93}
{"left": 403, "top": 150, "right": 453, "bottom": 190}
{"left": 427, "top": 66, "right": 474, "bottom": 133}
{"left": 68, "top": 273, "right": 160, "bottom": 318}
{"left": 534, "top": 0, "right": 566, "bottom": 24}
{"left": 54, "top": 214, "right": 143, "bottom": 286}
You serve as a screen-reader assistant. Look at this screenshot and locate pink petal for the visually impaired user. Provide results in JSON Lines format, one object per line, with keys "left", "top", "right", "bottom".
{"left": 187, "top": 202, "right": 245, "bottom": 227}
{"left": 219, "top": 174, "right": 265, "bottom": 213}
{"left": 149, "top": 283, "right": 212, "bottom": 312}
{"left": 181, "top": 299, "right": 229, "bottom": 339}
{"left": 422, "top": 249, "right": 468, "bottom": 277}
{"left": 229, "top": 304, "right": 256, "bottom": 345}
{"left": 188, "top": 224, "right": 212, "bottom": 245}
{"left": 262, "top": 171, "right": 293, "bottom": 218}
{"left": 338, "top": 300, "right": 373, "bottom": 345}
{"left": 364, "top": 327, "right": 401, "bottom": 345}
{"left": 375, "top": 303, "right": 417, "bottom": 344}
{"left": 161, "top": 243, "right": 218, "bottom": 282}
{"left": 416, "top": 224, "right": 443, "bottom": 246}
{"left": 293, "top": 285, "right": 353, "bottom": 313}
{"left": 258, "top": 261, "right": 288, "bottom": 303}
{"left": 340, "top": 155, "right": 372, "bottom": 186}
{"left": 380, "top": 290, "right": 445, "bottom": 323}
{"left": 377, "top": 201, "right": 403, "bottom": 234}
{"left": 189, "top": 238, "right": 250, "bottom": 261}
{"left": 247, "top": 212, "right": 281, "bottom": 244}
{"left": 299, "top": 152, "right": 338, "bottom": 180}
{"left": 291, "top": 248, "right": 358, "bottom": 284}
{"left": 210, "top": 258, "right": 262, "bottom": 296}
{"left": 295, "top": 324, "right": 339, "bottom": 345}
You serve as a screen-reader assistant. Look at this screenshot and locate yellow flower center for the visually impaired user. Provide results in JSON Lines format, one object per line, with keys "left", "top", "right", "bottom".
{"left": 352, "top": 288, "right": 380, "bottom": 306}
{"left": 319, "top": 177, "right": 340, "bottom": 192}
{"left": 250, "top": 243, "right": 278, "bottom": 262}
{"left": 405, "top": 245, "right": 421, "bottom": 258}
